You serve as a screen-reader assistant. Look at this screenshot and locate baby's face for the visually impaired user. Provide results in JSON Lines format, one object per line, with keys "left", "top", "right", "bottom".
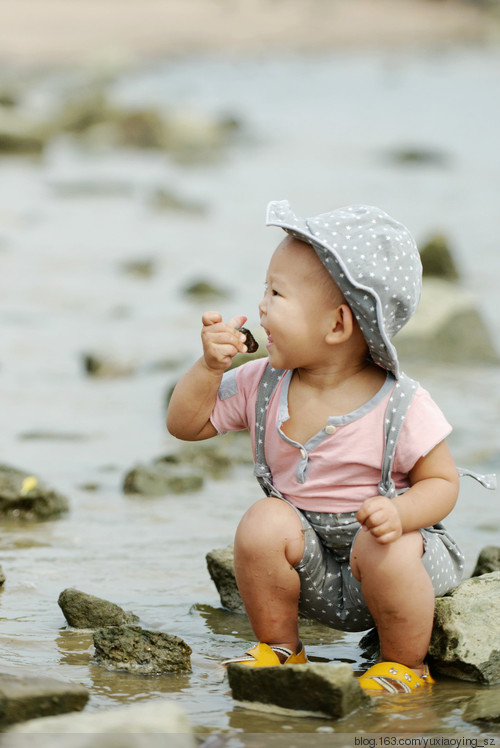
{"left": 258, "top": 237, "right": 342, "bottom": 370}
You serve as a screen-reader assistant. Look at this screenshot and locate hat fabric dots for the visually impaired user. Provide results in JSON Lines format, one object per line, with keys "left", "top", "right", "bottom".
{"left": 266, "top": 200, "right": 422, "bottom": 378}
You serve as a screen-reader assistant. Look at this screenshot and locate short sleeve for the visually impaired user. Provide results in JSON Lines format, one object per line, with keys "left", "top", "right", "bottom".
{"left": 210, "top": 358, "right": 268, "bottom": 435}
{"left": 393, "top": 386, "right": 452, "bottom": 474}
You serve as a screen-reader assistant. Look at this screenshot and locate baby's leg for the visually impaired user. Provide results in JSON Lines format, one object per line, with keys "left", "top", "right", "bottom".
{"left": 350, "top": 530, "right": 434, "bottom": 676}
{"left": 234, "top": 496, "right": 305, "bottom": 653}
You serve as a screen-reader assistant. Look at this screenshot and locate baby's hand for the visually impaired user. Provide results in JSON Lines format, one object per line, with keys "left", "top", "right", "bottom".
{"left": 356, "top": 496, "right": 403, "bottom": 545}
{"left": 201, "top": 311, "right": 248, "bottom": 373}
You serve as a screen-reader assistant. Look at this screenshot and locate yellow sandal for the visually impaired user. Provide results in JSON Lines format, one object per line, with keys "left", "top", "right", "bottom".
{"left": 358, "top": 661, "right": 435, "bottom": 693}
{"left": 222, "top": 642, "right": 307, "bottom": 668}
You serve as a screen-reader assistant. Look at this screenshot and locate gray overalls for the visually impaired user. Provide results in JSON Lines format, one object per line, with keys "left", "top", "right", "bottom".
{"left": 252, "top": 363, "right": 494, "bottom": 632}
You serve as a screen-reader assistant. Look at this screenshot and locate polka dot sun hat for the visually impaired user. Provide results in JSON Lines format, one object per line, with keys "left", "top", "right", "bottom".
{"left": 266, "top": 200, "right": 422, "bottom": 379}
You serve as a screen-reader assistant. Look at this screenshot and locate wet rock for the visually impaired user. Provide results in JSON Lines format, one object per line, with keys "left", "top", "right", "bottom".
{"left": 114, "top": 109, "right": 168, "bottom": 149}
{"left": 157, "top": 441, "right": 241, "bottom": 480}
{"left": 206, "top": 545, "right": 245, "bottom": 614}
{"left": 119, "top": 258, "right": 156, "bottom": 279}
{"left": 123, "top": 461, "right": 203, "bottom": 496}
{"left": 56, "top": 89, "right": 113, "bottom": 134}
{"left": 227, "top": 662, "right": 369, "bottom": 718}
{"left": 5, "top": 700, "right": 195, "bottom": 744}
{"left": 151, "top": 187, "right": 207, "bottom": 215}
{"left": 396, "top": 278, "right": 499, "bottom": 364}
{"left": 183, "top": 279, "right": 229, "bottom": 300}
{"left": 462, "top": 687, "right": 500, "bottom": 724}
{"left": 0, "top": 464, "right": 69, "bottom": 521}
{"left": 472, "top": 545, "right": 500, "bottom": 577}
{"left": 58, "top": 588, "right": 139, "bottom": 629}
{"left": 0, "top": 672, "right": 89, "bottom": 730}
{"left": 429, "top": 572, "right": 500, "bottom": 683}
{"left": 419, "top": 234, "right": 460, "bottom": 280}
{"left": 387, "top": 146, "right": 450, "bottom": 167}
{"left": 161, "top": 109, "right": 241, "bottom": 163}
{"left": 93, "top": 625, "right": 192, "bottom": 674}
{"left": 0, "top": 109, "right": 48, "bottom": 154}
{"left": 82, "top": 353, "right": 135, "bottom": 378}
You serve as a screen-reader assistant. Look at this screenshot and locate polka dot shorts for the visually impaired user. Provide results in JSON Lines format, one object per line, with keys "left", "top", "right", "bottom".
{"left": 289, "top": 506, "right": 465, "bottom": 632}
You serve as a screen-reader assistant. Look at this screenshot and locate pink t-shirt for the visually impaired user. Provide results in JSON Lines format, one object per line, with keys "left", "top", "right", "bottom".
{"left": 210, "top": 358, "right": 452, "bottom": 513}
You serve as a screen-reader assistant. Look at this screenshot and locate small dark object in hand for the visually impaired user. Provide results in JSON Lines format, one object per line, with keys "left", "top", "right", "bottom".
{"left": 238, "top": 327, "right": 259, "bottom": 353}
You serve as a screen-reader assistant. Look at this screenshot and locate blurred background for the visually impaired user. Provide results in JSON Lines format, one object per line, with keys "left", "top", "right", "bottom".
{"left": 0, "top": 0, "right": 499, "bottom": 737}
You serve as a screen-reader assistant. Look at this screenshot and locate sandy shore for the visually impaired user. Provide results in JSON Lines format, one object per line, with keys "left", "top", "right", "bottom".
{"left": 0, "top": 0, "right": 496, "bottom": 67}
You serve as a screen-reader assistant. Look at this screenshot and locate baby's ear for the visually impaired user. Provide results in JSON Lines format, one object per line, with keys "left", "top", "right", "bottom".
{"left": 325, "top": 304, "right": 354, "bottom": 344}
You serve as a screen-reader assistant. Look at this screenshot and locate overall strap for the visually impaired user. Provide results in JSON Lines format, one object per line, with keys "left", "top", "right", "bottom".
{"left": 253, "top": 363, "right": 285, "bottom": 497}
{"left": 378, "top": 373, "right": 419, "bottom": 498}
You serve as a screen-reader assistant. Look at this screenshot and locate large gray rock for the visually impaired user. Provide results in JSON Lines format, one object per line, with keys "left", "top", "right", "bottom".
{"left": 429, "top": 572, "right": 500, "bottom": 683}
{"left": 58, "top": 588, "right": 139, "bottom": 629}
{"left": 206, "top": 545, "right": 245, "bottom": 614}
{"left": 4, "top": 700, "right": 195, "bottom": 745}
{"left": 93, "top": 625, "right": 192, "bottom": 674}
{"left": 0, "top": 465, "right": 69, "bottom": 521}
{"left": 462, "top": 687, "right": 500, "bottom": 724}
{"left": 227, "top": 662, "right": 369, "bottom": 719}
{"left": 419, "top": 234, "right": 460, "bottom": 281}
{"left": 472, "top": 546, "right": 500, "bottom": 577}
{"left": 0, "top": 672, "right": 88, "bottom": 730}
{"left": 123, "top": 462, "right": 203, "bottom": 496}
{"left": 396, "top": 278, "right": 498, "bottom": 364}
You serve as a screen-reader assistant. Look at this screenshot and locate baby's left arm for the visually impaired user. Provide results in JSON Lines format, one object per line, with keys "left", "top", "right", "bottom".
{"left": 356, "top": 440, "right": 459, "bottom": 545}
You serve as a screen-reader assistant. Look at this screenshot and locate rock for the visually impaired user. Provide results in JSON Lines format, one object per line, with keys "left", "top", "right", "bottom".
{"left": 429, "top": 572, "right": 500, "bottom": 683}
{"left": 82, "top": 353, "right": 135, "bottom": 378}
{"left": 5, "top": 700, "right": 195, "bottom": 745}
{"left": 119, "top": 258, "right": 156, "bottom": 279}
{"left": 93, "top": 625, "right": 192, "bottom": 674}
{"left": 157, "top": 443, "right": 236, "bottom": 479}
{"left": 58, "top": 588, "right": 139, "bottom": 629}
{"left": 56, "top": 90, "right": 113, "bottom": 133}
{"left": 150, "top": 188, "right": 207, "bottom": 215}
{"left": 0, "top": 108, "right": 49, "bottom": 154}
{"left": 161, "top": 109, "right": 241, "bottom": 163}
{"left": 419, "top": 234, "right": 460, "bottom": 280}
{"left": 462, "top": 687, "right": 500, "bottom": 724}
{"left": 396, "top": 278, "right": 499, "bottom": 364}
{"left": 472, "top": 546, "right": 500, "bottom": 577}
{"left": 227, "top": 662, "right": 369, "bottom": 718}
{"left": 0, "top": 672, "right": 88, "bottom": 730}
{"left": 123, "top": 462, "right": 203, "bottom": 496}
{"left": 0, "top": 464, "right": 69, "bottom": 521}
{"left": 0, "top": 565, "right": 5, "bottom": 587}
{"left": 206, "top": 545, "right": 245, "bottom": 614}
{"left": 387, "top": 146, "right": 450, "bottom": 167}
{"left": 183, "top": 279, "right": 229, "bottom": 300}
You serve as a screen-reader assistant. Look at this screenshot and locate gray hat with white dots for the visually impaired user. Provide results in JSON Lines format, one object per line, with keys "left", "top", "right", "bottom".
{"left": 266, "top": 200, "right": 422, "bottom": 378}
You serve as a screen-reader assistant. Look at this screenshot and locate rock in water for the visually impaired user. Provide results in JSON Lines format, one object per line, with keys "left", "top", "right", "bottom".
{"left": 462, "top": 687, "right": 500, "bottom": 724}
{"left": 429, "top": 572, "right": 500, "bottom": 684}
{"left": 123, "top": 462, "right": 203, "bottom": 496}
{"left": 0, "top": 672, "right": 88, "bottom": 730}
{"left": 93, "top": 625, "right": 192, "bottom": 674}
{"left": 472, "top": 546, "right": 500, "bottom": 577}
{"left": 5, "top": 700, "right": 195, "bottom": 742}
{"left": 58, "top": 588, "right": 139, "bottom": 628}
{"left": 206, "top": 545, "right": 245, "bottom": 614}
{"left": 227, "top": 662, "right": 369, "bottom": 718}
{"left": 0, "top": 464, "right": 69, "bottom": 520}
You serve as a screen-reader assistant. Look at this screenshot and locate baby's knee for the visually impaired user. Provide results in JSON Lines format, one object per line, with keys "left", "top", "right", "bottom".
{"left": 235, "top": 497, "right": 303, "bottom": 559}
{"left": 351, "top": 530, "right": 423, "bottom": 581}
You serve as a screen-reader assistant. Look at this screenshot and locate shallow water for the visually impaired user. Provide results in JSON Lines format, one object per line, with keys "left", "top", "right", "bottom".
{"left": 0, "top": 46, "right": 499, "bottom": 738}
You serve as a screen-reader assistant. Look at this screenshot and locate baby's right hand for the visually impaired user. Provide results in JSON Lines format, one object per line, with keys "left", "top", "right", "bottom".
{"left": 201, "top": 311, "right": 248, "bottom": 373}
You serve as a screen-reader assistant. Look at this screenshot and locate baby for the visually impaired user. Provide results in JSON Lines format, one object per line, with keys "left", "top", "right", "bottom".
{"left": 167, "top": 201, "right": 465, "bottom": 692}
